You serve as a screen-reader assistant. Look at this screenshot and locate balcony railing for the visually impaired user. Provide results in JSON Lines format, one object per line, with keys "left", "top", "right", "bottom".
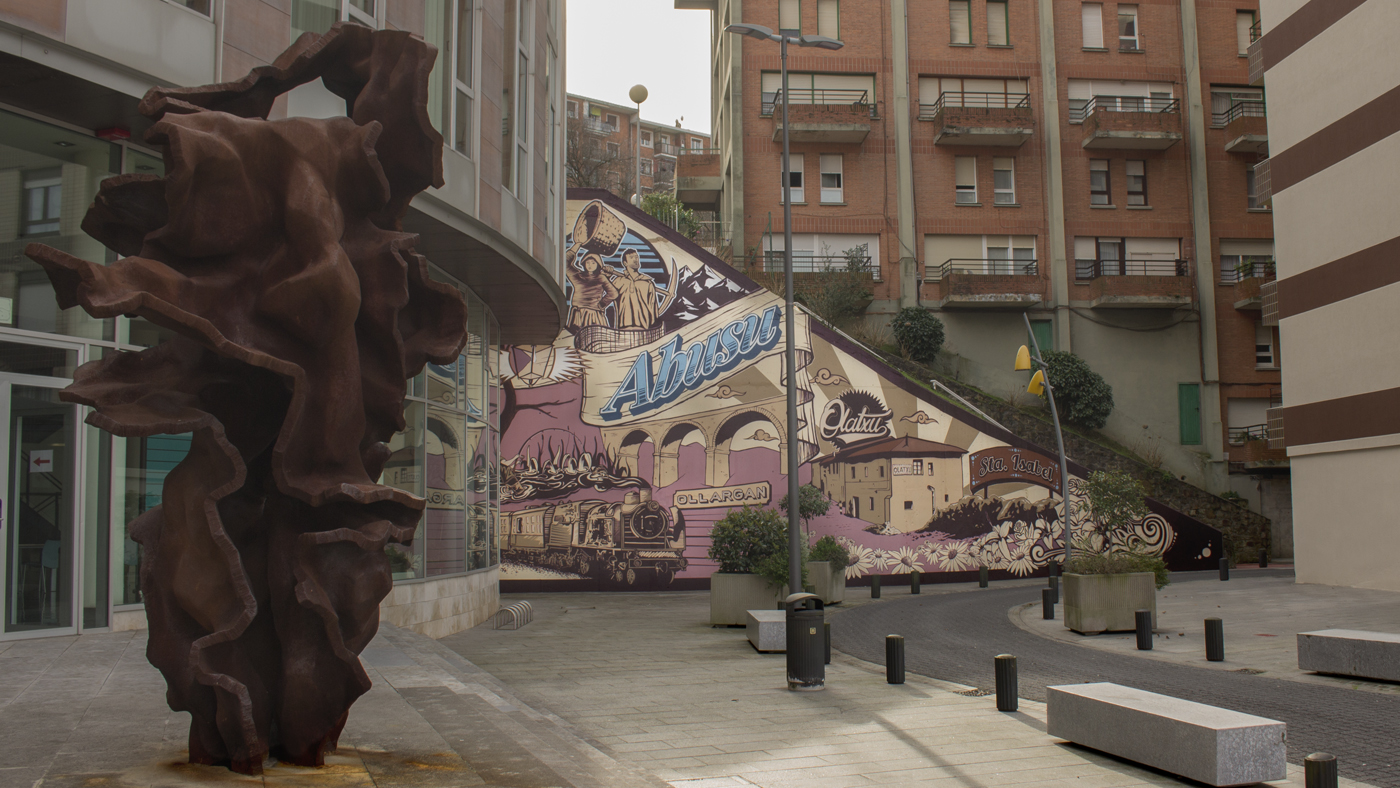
{"left": 762, "top": 252, "right": 873, "bottom": 274}
{"left": 1213, "top": 100, "right": 1266, "bottom": 127}
{"left": 918, "top": 92, "right": 1030, "bottom": 119}
{"left": 655, "top": 142, "right": 678, "bottom": 156}
{"left": 1070, "top": 95, "right": 1179, "bottom": 124}
{"left": 1250, "top": 19, "right": 1262, "bottom": 42}
{"left": 939, "top": 258, "right": 1038, "bottom": 278}
{"left": 1218, "top": 258, "right": 1276, "bottom": 284}
{"left": 1228, "top": 424, "right": 1268, "bottom": 445}
{"left": 580, "top": 117, "right": 618, "bottom": 135}
{"left": 1075, "top": 259, "right": 1190, "bottom": 280}
{"left": 760, "top": 88, "right": 872, "bottom": 117}
{"left": 677, "top": 145, "right": 716, "bottom": 155}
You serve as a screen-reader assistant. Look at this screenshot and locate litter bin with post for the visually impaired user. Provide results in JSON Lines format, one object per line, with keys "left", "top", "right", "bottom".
{"left": 786, "top": 592, "right": 825, "bottom": 691}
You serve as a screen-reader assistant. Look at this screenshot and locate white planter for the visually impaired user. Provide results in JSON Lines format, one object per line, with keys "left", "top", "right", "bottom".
{"left": 807, "top": 561, "right": 846, "bottom": 605}
{"left": 710, "top": 573, "right": 781, "bottom": 626}
{"left": 1063, "top": 572, "right": 1157, "bottom": 634}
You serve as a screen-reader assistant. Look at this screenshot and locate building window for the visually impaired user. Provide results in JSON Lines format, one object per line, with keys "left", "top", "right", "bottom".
{"left": 640, "top": 158, "right": 653, "bottom": 176}
{"left": 783, "top": 153, "right": 805, "bottom": 203}
{"left": 819, "top": 154, "right": 843, "bottom": 203}
{"left": 1178, "top": 383, "right": 1202, "bottom": 445}
{"left": 1118, "top": 5, "right": 1139, "bottom": 50}
{"left": 912, "top": 459, "right": 923, "bottom": 474}
{"left": 1126, "top": 160, "right": 1146, "bottom": 206}
{"left": 176, "top": 0, "right": 213, "bottom": 16}
{"left": 566, "top": 100, "right": 577, "bottom": 118}
{"left": 1236, "top": 10, "right": 1256, "bottom": 56}
{"left": 993, "top": 157, "right": 1015, "bottom": 204}
{"left": 607, "top": 142, "right": 620, "bottom": 157}
{"left": 949, "top": 0, "right": 971, "bottom": 44}
{"left": 1255, "top": 324, "right": 1275, "bottom": 368}
{"left": 1089, "top": 159, "right": 1110, "bottom": 205}
{"left": 692, "top": 137, "right": 705, "bottom": 151}
{"left": 955, "top": 156, "right": 977, "bottom": 203}
{"left": 904, "top": 501, "right": 913, "bottom": 510}
{"left": 779, "top": 0, "right": 800, "bottom": 33}
{"left": 22, "top": 170, "right": 62, "bottom": 236}
{"left": 987, "top": 0, "right": 1009, "bottom": 46}
{"left": 986, "top": 237, "right": 1035, "bottom": 274}
{"left": 659, "top": 132, "right": 671, "bottom": 147}
{"left": 450, "top": 0, "right": 477, "bottom": 159}
{"left": 604, "top": 113, "right": 618, "bottom": 129}
{"left": 640, "top": 129, "right": 652, "bottom": 148}
{"left": 1082, "top": 3, "right": 1104, "bottom": 49}
{"left": 501, "top": 0, "right": 531, "bottom": 196}
{"left": 817, "top": 0, "right": 839, "bottom": 37}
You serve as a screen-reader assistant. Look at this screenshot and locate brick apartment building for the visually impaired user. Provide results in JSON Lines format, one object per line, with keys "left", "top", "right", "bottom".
{"left": 676, "top": 0, "right": 1289, "bottom": 552}
{"left": 565, "top": 93, "right": 710, "bottom": 201}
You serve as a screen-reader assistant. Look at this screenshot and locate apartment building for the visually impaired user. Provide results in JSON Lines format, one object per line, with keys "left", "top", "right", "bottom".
{"left": 564, "top": 92, "right": 711, "bottom": 200}
{"left": 678, "top": 0, "right": 1288, "bottom": 548}
{"left": 0, "top": 0, "right": 566, "bottom": 640}
{"left": 1253, "top": 0, "right": 1400, "bottom": 590}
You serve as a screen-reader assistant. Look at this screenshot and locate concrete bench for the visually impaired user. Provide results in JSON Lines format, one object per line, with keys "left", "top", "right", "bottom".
{"left": 1298, "top": 629, "right": 1400, "bottom": 681}
{"left": 746, "top": 610, "right": 785, "bottom": 652}
{"left": 1047, "top": 683, "right": 1285, "bottom": 787}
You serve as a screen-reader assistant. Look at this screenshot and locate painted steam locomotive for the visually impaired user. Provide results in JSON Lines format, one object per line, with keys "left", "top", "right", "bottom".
{"left": 502, "top": 489, "right": 687, "bottom": 585}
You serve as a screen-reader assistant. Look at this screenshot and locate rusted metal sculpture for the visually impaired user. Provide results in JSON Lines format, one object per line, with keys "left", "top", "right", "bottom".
{"left": 25, "top": 24, "right": 466, "bottom": 775}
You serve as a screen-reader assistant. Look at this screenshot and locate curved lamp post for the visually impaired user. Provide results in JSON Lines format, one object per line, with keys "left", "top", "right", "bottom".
{"left": 724, "top": 23, "right": 842, "bottom": 604}
{"left": 629, "top": 84, "right": 648, "bottom": 205}
{"left": 1015, "top": 314, "right": 1073, "bottom": 567}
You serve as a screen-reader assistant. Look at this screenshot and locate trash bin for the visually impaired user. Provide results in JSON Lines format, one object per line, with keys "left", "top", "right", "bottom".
{"left": 785, "top": 592, "right": 825, "bottom": 691}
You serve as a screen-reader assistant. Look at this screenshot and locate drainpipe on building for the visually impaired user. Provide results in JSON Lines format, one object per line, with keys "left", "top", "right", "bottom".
{"left": 1035, "top": 0, "right": 1071, "bottom": 352}
{"left": 889, "top": 0, "right": 919, "bottom": 308}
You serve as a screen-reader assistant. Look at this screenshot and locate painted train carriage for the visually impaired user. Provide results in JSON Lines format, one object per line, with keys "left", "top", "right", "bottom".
{"left": 503, "top": 490, "right": 687, "bottom": 585}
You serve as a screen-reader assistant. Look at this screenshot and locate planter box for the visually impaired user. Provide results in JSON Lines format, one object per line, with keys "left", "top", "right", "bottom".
{"left": 807, "top": 561, "right": 846, "bottom": 605}
{"left": 710, "top": 573, "right": 780, "bottom": 626}
{"left": 1063, "top": 572, "right": 1157, "bottom": 634}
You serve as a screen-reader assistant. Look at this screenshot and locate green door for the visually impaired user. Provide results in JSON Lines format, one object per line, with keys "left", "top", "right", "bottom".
{"left": 1178, "top": 383, "right": 1202, "bottom": 445}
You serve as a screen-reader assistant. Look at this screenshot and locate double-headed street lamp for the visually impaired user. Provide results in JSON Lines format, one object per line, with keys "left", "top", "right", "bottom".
{"left": 1014, "top": 313, "right": 1074, "bottom": 567}
{"left": 723, "top": 22, "right": 842, "bottom": 602}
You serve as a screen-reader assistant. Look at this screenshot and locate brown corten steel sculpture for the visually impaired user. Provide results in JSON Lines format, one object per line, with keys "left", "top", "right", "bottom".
{"left": 24, "top": 24, "right": 467, "bottom": 775}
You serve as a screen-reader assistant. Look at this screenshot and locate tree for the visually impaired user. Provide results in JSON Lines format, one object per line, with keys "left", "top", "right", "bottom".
{"left": 779, "top": 484, "right": 831, "bottom": 531}
{"left": 1080, "top": 470, "right": 1149, "bottom": 535}
{"left": 800, "top": 244, "right": 873, "bottom": 329}
{"left": 890, "top": 307, "right": 945, "bottom": 364}
{"left": 1040, "top": 350, "right": 1114, "bottom": 429}
{"left": 640, "top": 192, "right": 701, "bottom": 238}
{"left": 564, "top": 118, "right": 634, "bottom": 198}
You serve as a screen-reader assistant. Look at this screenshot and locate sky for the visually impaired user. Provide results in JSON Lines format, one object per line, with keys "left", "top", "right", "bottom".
{"left": 565, "top": 0, "right": 713, "bottom": 135}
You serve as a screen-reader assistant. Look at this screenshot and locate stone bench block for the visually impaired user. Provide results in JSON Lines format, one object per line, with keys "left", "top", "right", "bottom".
{"left": 1298, "top": 629, "right": 1400, "bottom": 682}
{"left": 1047, "top": 682, "right": 1285, "bottom": 787}
{"left": 746, "top": 610, "right": 785, "bottom": 652}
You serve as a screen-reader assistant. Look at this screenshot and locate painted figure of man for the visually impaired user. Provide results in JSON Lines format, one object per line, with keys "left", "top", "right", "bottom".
{"left": 566, "top": 253, "right": 619, "bottom": 331}
{"left": 608, "top": 249, "right": 659, "bottom": 330}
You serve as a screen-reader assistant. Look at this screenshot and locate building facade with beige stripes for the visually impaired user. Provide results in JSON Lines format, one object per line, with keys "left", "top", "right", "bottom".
{"left": 1257, "top": 0, "right": 1400, "bottom": 592}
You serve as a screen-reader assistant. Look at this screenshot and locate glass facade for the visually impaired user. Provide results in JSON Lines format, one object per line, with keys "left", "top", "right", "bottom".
{"left": 0, "top": 107, "right": 500, "bottom": 635}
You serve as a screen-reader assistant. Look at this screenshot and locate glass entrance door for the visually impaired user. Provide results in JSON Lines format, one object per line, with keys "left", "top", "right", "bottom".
{"left": 1, "top": 380, "right": 78, "bottom": 635}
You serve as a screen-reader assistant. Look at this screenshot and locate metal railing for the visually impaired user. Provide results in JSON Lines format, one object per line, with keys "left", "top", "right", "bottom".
{"left": 1074, "top": 258, "right": 1190, "bottom": 280}
{"left": 1228, "top": 424, "right": 1268, "bottom": 445}
{"left": 1249, "top": 19, "right": 1262, "bottom": 42}
{"left": 1218, "top": 258, "right": 1276, "bottom": 284}
{"left": 677, "top": 145, "right": 716, "bottom": 155}
{"left": 654, "top": 142, "right": 678, "bottom": 156}
{"left": 1214, "top": 100, "right": 1266, "bottom": 127}
{"left": 1070, "top": 95, "right": 1179, "bottom": 124}
{"left": 918, "top": 92, "right": 1030, "bottom": 120}
{"left": 762, "top": 252, "right": 873, "bottom": 274}
{"left": 939, "top": 258, "right": 1038, "bottom": 278}
{"left": 760, "top": 88, "right": 872, "bottom": 117}
{"left": 580, "top": 117, "right": 617, "bottom": 135}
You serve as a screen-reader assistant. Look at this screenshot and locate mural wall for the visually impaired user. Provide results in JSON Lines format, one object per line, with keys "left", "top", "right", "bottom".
{"left": 497, "top": 191, "right": 1221, "bottom": 589}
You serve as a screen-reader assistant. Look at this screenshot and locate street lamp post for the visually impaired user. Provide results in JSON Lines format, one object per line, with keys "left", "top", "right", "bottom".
{"left": 629, "top": 84, "right": 648, "bottom": 205}
{"left": 724, "top": 23, "right": 842, "bottom": 602}
{"left": 1015, "top": 314, "right": 1073, "bottom": 567}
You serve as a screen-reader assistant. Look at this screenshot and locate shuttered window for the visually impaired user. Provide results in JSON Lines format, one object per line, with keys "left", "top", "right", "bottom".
{"left": 949, "top": 1, "right": 971, "bottom": 44}
{"left": 779, "top": 0, "right": 800, "bottom": 32}
{"left": 1081, "top": 3, "right": 1104, "bottom": 49}
{"left": 987, "top": 0, "right": 1009, "bottom": 46}
{"left": 955, "top": 156, "right": 977, "bottom": 203}
{"left": 817, "top": 0, "right": 839, "bottom": 38}
{"left": 1236, "top": 11, "right": 1256, "bottom": 56}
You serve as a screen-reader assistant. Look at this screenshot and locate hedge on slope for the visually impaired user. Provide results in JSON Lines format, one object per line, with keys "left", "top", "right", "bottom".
{"left": 1040, "top": 350, "right": 1114, "bottom": 430}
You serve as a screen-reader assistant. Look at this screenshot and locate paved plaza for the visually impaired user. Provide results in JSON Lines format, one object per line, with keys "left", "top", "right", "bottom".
{"left": 0, "top": 570, "right": 1392, "bottom": 787}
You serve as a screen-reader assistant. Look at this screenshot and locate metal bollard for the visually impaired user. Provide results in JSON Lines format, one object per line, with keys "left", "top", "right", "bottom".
{"left": 1205, "top": 617, "right": 1225, "bottom": 662}
{"left": 1259, "top": 548, "right": 1268, "bottom": 568}
{"left": 1048, "top": 574, "right": 1059, "bottom": 604}
{"left": 886, "top": 635, "right": 905, "bottom": 684}
{"left": 979, "top": 566, "right": 989, "bottom": 588}
{"left": 1304, "top": 752, "right": 1337, "bottom": 788}
{"left": 1135, "top": 609, "right": 1153, "bottom": 650}
{"left": 871, "top": 575, "right": 881, "bottom": 599}
{"left": 1048, "top": 560, "right": 1060, "bottom": 579}
{"left": 1219, "top": 557, "right": 1230, "bottom": 581}
{"left": 1042, "top": 588, "right": 1055, "bottom": 620}
{"left": 824, "top": 621, "right": 831, "bottom": 665}
{"left": 910, "top": 571, "right": 921, "bottom": 595}
{"left": 994, "top": 654, "right": 1018, "bottom": 712}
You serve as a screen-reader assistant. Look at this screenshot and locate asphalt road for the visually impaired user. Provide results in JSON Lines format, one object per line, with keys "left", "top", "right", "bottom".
{"left": 830, "top": 576, "right": 1400, "bottom": 787}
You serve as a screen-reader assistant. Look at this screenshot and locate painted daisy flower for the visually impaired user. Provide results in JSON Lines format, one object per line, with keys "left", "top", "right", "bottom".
{"left": 1006, "top": 539, "right": 1036, "bottom": 577}
{"left": 938, "top": 541, "right": 975, "bottom": 572}
{"left": 844, "top": 542, "right": 877, "bottom": 579}
{"left": 888, "top": 546, "right": 924, "bottom": 574}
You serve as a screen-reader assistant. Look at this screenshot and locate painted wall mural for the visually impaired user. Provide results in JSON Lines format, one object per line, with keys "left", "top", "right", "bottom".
{"left": 497, "top": 191, "right": 1222, "bottom": 589}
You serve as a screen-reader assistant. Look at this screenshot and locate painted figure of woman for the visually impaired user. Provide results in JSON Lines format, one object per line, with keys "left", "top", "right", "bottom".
{"left": 608, "top": 248, "right": 659, "bottom": 330}
{"left": 566, "top": 253, "right": 619, "bottom": 331}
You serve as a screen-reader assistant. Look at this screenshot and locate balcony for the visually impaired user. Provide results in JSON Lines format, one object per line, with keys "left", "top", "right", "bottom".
{"left": 1260, "top": 279, "right": 1279, "bottom": 326}
{"left": 580, "top": 117, "right": 618, "bottom": 135}
{"left": 1075, "top": 259, "right": 1192, "bottom": 308}
{"left": 675, "top": 148, "right": 722, "bottom": 207}
{"left": 1252, "top": 158, "right": 1272, "bottom": 207}
{"left": 1216, "top": 101, "right": 1268, "bottom": 154}
{"left": 1074, "top": 96, "right": 1183, "bottom": 150}
{"left": 1219, "top": 258, "right": 1275, "bottom": 310}
{"left": 654, "top": 141, "right": 678, "bottom": 158}
{"left": 761, "top": 252, "right": 874, "bottom": 275}
{"left": 928, "top": 259, "right": 1043, "bottom": 309}
{"left": 1228, "top": 424, "right": 1288, "bottom": 467}
{"left": 762, "top": 88, "right": 874, "bottom": 144}
{"left": 1248, "top": 24, "right": 1265, "bottom": 86}
{"left": 918, "top": 92, "right": 1035, "bottom": 147}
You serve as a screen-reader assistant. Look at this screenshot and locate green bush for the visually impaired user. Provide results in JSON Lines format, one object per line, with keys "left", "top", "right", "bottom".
{"left": 754, "top": 542, "right": 809, "bottom": 591}
{"left": 707, "top": 506, "right": 788, "bottom": 575}
{"left": 1081, "top": 470, "right": 1149, "bottom": 534}
{"left": 779, "top": 484, "right": 831, "bottom": 528}
{"left": 801, "top": 245, "right": 874, "bottom": 328}
{"left": 1040, "top": 350, "right": 1114, "bottom": 429}
{"left": 890, "top": 307, "right": 945, "bottom": 365}
{"left": 1068, "top": 541, "right": 1170, "bottom": 589}
{"left": 809, "top": 536, "right": 850, "bottom": 571}
{"left": 640, "top": 192, "right": 701, "bottom": 238}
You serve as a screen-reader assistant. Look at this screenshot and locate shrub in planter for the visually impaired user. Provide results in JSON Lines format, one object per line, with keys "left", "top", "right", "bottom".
{"left": 708, "top": 507, "right": 799, "bottom": 624}
{"left": 1062, "top": 470, "right": 1168, "bottom": 633}
{"left": 809, "top": 536, "right": 849, "bottom": 571}
{"left": 808, "top": 535, "right": 850, "bottom": 604}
